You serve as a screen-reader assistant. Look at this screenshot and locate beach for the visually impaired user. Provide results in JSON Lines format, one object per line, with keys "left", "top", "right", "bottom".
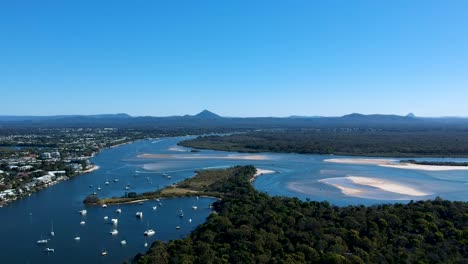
{"left": 250, "top": 168, "right": 276, "bottom": 182}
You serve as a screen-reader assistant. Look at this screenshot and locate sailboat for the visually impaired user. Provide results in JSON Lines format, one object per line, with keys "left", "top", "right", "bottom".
{"left": 50, "top": 221, "right": 55, "bottom": 237}
{"left": 110, "top": 228, "right": 118, "bottom": 235}
{"left": 143, "top": 221, "right": 155, "bottom": 236}
{"left": 44, "top": 248, "right": 55, "bottom": 253}
{"left": 37, "top": 232, "right": 48, "bottom": 244}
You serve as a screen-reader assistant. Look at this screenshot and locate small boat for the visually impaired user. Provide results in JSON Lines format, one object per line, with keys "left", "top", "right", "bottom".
{"left": 44, "top": 248, "right": 55, "bottom": 253}
{"left": 104, "top": 216, "right": 109, "bottom": 220}
{"left": 113, "top": 179, "right": 119, "bottom": 182}
{"left": 143, "top": 229, "right": 155, "bottom": 236}
{"left": 79, "top": 209, "right": 87, "bottom": 215}
{"left": 175, "top": 226, "right": 181, "bottom": 229}
{"left": 111, "top": 218, "right": 118, "bottom": 225}
{"left": 159, "top": 202, "right": 163, "bottom": 206}
{"left": 167, "top": 175, "right": 172, "bottom": 179}
{"left": 179, "top": 210, "right": 184, "bottom": 217}
{"left": 152, "top": 206, "right": 157, "bottom": 210}
{"left": 97, "top": 187, "right": 101, "bottom": 191}
{"left": 93, "top": 192, "right": 97, "bottom": 195}
{"left": 116, "top": 208, "right": 121, "bottom": 214}
{"left": 144, "top": 242, "right": 148, "bottom": 247}
{"left": 101, "top": 250, "right": 108, "bottom": 256}
{"left": 50, "top": 221, "right": 55, "bottom": 237}
{"left": 74, "top": 236, "right": 80, "bottom": 241}
{"left": 125, "top": 186, "right": 130, "bottom": 190}
{"left": 120, "top": 240, "right": 126, "bottom": 245}
{"left": 80, "top": 221, "right": 85, "bottom": 225}
{"left": 191, "top": 206, "right": 198, "bottom": 210}
{"left": 189, "top": 218, "right": 192, "bottom": 223}
{"left": 110, "top": 229, "right": 118, "bottom": 235}
{"left": 105, "top": 181, "right": 109, "bottom": 185}
{"left": 102, "top": 204, "right": 107, "bottom": 208}
{"left": 196, "top": 196, "right": 199, "bottom": 200}
{"left": 37, "top": 239, "right": 48, "bottom": 245}
{"left": 155, "top": 198, "right": 160, "bottom": 202}
{"left": 136, "top": 212, "right": 143, "bottom": 218}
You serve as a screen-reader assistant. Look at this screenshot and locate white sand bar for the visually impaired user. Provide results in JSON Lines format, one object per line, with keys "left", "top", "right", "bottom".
{"left": 255, "top": 169, "right": 276, "bottom": 177}
{"left": 346, "top": 176, "right": 429, "bottom": 196}
{"left": 325, "top": 158, "right": 397, "bottom": 165}
{"left": 380, "top": 163, "right": 468, "bottom": 171}
{"left": 138, "top": 153, "right": 270, "bottom": 161}
{"left": 326, "top": 158, "right": 468, "bottom": 171}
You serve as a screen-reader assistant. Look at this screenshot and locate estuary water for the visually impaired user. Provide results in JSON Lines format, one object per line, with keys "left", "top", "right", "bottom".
{"left": 1, "top": 136, "right": 467, "bottom": 263}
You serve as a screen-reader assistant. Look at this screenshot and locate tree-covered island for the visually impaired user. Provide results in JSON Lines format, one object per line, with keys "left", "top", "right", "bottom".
{"left": 90, "top": 166, "right": 468, "bottom": 263}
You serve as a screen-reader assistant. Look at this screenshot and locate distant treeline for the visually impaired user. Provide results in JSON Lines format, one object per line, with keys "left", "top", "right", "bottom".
{"left": 179, "top": 129, "right": 468, "bottom": 157}
{"left": 135, "top": 166, "right": 468, "bottom": 264}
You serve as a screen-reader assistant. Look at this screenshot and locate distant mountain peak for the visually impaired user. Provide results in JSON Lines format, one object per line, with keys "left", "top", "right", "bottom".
{"left": 194, "top": 110, "right": 222, "bottom": 119}
{"left": 406, "top": 113, "right": 416, "bottom": 118}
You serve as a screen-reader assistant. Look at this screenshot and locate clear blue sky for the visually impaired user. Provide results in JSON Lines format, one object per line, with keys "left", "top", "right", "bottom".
{"left": 1, "top": 0, "right": 467, "bottom": 117}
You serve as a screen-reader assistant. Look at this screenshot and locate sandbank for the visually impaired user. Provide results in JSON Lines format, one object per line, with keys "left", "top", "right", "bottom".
{"left": 250, "top": 168, "right": 276, "bottom": 182}
{"left": 325, "top": 158, "right": 396, "bottom": 165}
{"left": 325, "top": 158, "right": 468, "bottom": 171}
{"left": 138, "top": 153, "right": 270, "bottom": 161}
{"left": 380, "top": 163, "right": 468, "bottom": 171}
{"left": 346, "top": 176, "right": 429, "bottom": 196}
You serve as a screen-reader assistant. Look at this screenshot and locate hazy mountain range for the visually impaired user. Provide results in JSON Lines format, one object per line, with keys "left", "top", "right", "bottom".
{"left": 1, "top": 110, "right": 468, "bottom": 129}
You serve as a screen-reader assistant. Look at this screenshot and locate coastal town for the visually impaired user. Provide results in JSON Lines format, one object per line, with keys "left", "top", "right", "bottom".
{"left": 0, "top": 128, "right": 144, "bottom": 206}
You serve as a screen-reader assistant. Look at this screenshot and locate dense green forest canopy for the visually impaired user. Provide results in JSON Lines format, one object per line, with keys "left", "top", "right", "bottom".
{"left": 135, "top": 166, "right": 468, "bottom": 264}
{"left": 179, "top": 129, "right": 468, "bottom": 157}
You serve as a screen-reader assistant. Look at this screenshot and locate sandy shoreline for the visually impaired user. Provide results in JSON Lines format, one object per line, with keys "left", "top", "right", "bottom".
{"left": 380, "top": 163, "right": 468, "bottom": 171}
{"left": 138, "top": 153, "right": 270, "bottom": 161}
{"left": 250, "top": 168, "right": 276, "bottom": 182}
{"left": 325, "top": 158, "right": 468, "bottom": 171}
{"left": 319, "top": 176, "right": 430, "bottom": 197}
{"left": 82, "top": 165, "right": 100, "bottom": 173}
{"left": 325, "top": 158, "right": 397, "bottom": 165}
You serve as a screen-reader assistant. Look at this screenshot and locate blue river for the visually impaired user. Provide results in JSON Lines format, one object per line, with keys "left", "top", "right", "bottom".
{"left": 0, "top": 136, "right": 467, "bottom": 263}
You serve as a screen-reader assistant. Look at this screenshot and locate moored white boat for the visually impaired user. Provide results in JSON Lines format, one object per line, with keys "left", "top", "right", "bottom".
{"left": 110, "top": 229, "right": 118, "bottom": 235}
{"left": 136, "top": 212, "right": 143, "bottom": 218}
{"left": 143, "top": 229, "right": 155, "bottom": 236}
{"left": 79, "top": 209, "right": 87, "bottom": 215}
{"left": 44, "top": 248, "right": 55, "bottom": 253}
{"left": 37, "top": 239, "right": 48, "bottom": 244}
{"left": 111, "top": 218, "right": 118, "bottom": 225}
